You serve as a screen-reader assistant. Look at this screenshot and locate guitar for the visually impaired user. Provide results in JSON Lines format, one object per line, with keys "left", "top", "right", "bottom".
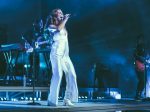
{"left": 35, "top": 40, "right": 51, "bottom": 49}
{"left": 135, "top": 55, "right": 150, "bottom": 71}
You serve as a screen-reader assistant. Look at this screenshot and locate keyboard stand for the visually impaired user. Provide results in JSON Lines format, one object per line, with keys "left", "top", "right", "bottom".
{"left": 3, "top": 51, "right": 18, "bottom": 84}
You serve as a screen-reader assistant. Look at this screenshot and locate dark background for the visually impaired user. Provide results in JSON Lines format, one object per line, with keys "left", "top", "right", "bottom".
{"left": 0, "top": 0, "right": 150, "bottom": 97}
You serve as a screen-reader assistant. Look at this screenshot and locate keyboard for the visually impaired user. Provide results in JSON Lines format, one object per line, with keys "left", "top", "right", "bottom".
{"left": 0, "top": 43, "right": 24, "bottom": 52}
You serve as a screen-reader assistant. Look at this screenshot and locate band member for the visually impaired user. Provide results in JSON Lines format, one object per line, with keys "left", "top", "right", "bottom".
{"left": 24, "top": 19, "right": 43, "bottom": 81}
{"left": 47, "top": 9, "right": 78, "bottom": 106}
{"left": 134, "top": 35, "right": 146, "bottom": 100}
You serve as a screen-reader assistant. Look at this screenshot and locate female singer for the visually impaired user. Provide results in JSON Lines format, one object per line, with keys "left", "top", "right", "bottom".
{"left": 47, "top": 9, "right": 78, "bottom": 106}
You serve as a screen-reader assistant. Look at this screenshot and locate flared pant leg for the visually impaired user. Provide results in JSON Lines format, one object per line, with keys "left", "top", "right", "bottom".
{"left": 48, "top": 54, "right": 63, "bottom": 105}
{"left": 62, "top": 56, "right": 78, "bottom": 102}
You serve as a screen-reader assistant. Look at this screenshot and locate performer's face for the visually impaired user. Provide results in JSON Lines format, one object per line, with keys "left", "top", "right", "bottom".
{"left": 55, "top": 9, "right": 64, "bottom": 21}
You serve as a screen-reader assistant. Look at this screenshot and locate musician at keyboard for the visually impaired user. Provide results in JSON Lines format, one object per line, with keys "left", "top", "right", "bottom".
{"left": 23, "top": 27, "right": 41, "bottom": 50}
{"left": 23, "top": 19, "right": 45, "bottom": 80}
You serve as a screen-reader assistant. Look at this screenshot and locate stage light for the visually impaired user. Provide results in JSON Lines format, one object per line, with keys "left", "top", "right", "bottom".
{"left": 13, "top": 99, "right": 17, "bottom": 101}
{"left": 97, "top": 97, "right": 102, "bottom": 99}
{"left": 3, "top": 97, "right": 7, "bottom": 101}
{"left": 110, "top": 91, "right": 121, "bottom": 99}
{"left": 29, "top": 97, "right": 32, "bottom": 101}
{"left": 115, "top": 94, "right": 121, "bottom": 99}
{"left": 38, "top": 98, "right": 41, "bottom": 101}
{"left": 24, "top": 64, "right": 27, "bottom": 68}
{"left": 0, "top": 98, "right": 3, "bottom": 101}
{"left": 40, "top": 63, "right": 46, "bottom": 68}
{"left": 25, "top": 97, "right": 28, "bottom": 100}
{"left": 24, "top": 64, "right": 30, "bottom": 68}
{"left": 21, "top": 97, "right": 24, "bottom": 100}
{"left": 78, "top": 96, "right": 81, "bottom": 99}
{"left": 34, "top": 98, "right": 36, "bottom": 100}
{"left": 11, "top": 98, "right": 14, "bottom": 101}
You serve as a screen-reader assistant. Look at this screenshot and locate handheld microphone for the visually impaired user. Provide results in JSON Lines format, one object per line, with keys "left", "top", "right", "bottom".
{"left": 69, "top": 14, "right": 76, "bottom": 18}
{"left": 61, "top": 14, "right": 76, "bottom": 20}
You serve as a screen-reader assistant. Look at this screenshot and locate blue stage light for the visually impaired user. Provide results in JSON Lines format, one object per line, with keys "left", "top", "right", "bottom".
{"left": 110, "top": 91, "right": 121, "bottom": 99}
{"left": 25, "top": 97, "right": 28, "bottom": 100}
{"left": 21, "top": 97, "right": 24, "bottom": 100}
{"left": 29, "top": 97, "right": 32, "bottom": 101}
{"left": 38, "top": 98, "right": 41, "bottom": 101}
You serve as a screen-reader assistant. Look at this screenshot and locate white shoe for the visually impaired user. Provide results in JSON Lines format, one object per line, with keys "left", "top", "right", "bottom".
{"left": 63, "top": 99, "right": 74, "bottom": 106}
{"left": 47, "top": 101, "right": 57, "bottom": 106}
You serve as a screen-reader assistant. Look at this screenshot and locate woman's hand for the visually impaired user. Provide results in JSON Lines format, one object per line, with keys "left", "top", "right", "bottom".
{"left": 64, "top": 14, "right": 70, "bottom": 21}
{"left": 58, "top": 14, "right": 70, "bottom": 30}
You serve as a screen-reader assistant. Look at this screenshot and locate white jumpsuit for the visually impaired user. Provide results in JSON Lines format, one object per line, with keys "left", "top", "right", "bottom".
{"left": 47, "top": 27, "right": 78, "bottom": 105}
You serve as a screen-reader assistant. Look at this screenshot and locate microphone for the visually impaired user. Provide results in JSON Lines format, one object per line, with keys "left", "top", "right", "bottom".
{"left": 64, "top": 14, "right": 73, "bottom": 18}
{"left": 61, "top": 14, "right": 76, "bottom": 20}
{"left": 21, "top": 35, "right": 28, "bottom": 43}
{"left": 70, "top": 14, "right": 76, "bottom": 18}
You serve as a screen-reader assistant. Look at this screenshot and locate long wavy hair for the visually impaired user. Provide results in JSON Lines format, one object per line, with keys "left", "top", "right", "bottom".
{"left": 44, "top": 9, "right": 61, "bottom": 29}
{"left": 50, "top": 8, "right": 62, "bottom": 25}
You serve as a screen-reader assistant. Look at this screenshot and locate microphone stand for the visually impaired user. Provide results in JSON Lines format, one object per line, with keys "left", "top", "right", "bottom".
{"left": 27, "top": 47, "right": 41, "bottom": 105}
{"left": 27, "top": 24, "right": 41, "bottom": 105}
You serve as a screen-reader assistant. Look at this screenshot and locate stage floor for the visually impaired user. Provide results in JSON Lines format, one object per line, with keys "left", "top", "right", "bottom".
{"left": 0, "top": 99, "right": 150, "bottom": 112}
